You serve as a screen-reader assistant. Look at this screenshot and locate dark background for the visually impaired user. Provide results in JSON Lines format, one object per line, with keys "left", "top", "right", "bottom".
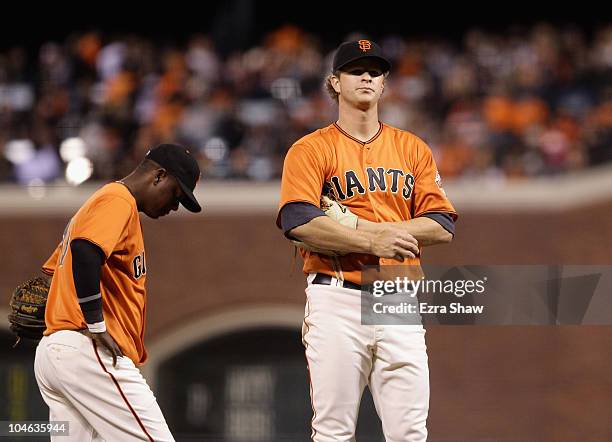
{"left": 1, "top": 1, "right": 608, "bottom": 52}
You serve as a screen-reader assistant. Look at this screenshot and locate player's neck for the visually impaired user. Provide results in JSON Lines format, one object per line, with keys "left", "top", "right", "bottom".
{"left": 117, "top": 175, "right": 143, "bottom": 210}
{"left": 336, "top": 104, "right": 380, "bottom": 142}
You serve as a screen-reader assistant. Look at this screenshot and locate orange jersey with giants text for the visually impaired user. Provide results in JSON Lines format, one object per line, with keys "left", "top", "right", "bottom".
{"left": 42, "top": 183, "right": 149, "bottom": 365}
{"left": 277, "top": 122, "right": 457, "bottom": 284}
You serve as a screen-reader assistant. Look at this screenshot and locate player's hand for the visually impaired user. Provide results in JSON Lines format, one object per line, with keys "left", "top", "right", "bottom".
{"left": 85, "top": 330, "right": 124, "bottom": 367}
{"left": 369, "top": 224, "right": 419, "bottom": 261}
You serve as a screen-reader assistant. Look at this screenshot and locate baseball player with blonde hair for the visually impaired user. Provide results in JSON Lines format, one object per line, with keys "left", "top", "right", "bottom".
{"left": 278, "top": 40, "right": 457, "bottom": 441}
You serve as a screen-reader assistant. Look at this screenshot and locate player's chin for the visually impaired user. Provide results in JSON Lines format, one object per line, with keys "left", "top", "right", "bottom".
{"left": 143, "top": 209, "right": 162, "bottom": 219}
{"left": 354, "top": 93, "right": 377, "bottom": 104}
{"left": 355, "top": 97, "right": 376, "bottom": 109}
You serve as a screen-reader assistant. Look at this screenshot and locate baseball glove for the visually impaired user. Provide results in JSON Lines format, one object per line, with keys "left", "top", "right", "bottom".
{"left": 8, "top": 275, "right": 50, "bottom": 345}
{"left": 291, "top": 194, "right": 359, "bottom": 256}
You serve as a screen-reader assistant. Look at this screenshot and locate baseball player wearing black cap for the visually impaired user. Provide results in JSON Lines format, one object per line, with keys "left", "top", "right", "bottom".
{"left": 279, "top": 39, "right": 457, "bottom": 441}
{"left": 35, "top": 143, "right": 201, "bottom": 441}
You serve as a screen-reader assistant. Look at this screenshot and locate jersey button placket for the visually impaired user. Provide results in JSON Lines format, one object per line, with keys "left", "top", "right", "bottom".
{"left": 363, "top": 140, "right": 382, "bottom": 220}
{"left": 364, "top": 141, "right": 373, "bottom": 165}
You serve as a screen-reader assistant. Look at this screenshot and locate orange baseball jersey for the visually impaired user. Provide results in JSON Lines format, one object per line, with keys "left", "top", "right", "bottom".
{"left": 42, "top": 182, "right": 149, "bottom": 365}
{"left": 277, "top": 122, "right": 457, "bottom": 284}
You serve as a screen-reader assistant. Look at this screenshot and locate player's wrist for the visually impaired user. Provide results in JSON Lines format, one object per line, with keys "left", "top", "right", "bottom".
{"left": 87, "top": 321, "right": 106, "bottom": 333}
{"left": 360, "top": 231, "right": 375, "bottom": 255}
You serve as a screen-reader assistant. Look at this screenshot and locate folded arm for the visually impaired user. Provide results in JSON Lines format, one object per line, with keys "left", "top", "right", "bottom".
{"left": 282, "top": 203, "right": 420, "bottom": 261}
{"left": 357, "top": 213, "right": 454, "bottom": 247}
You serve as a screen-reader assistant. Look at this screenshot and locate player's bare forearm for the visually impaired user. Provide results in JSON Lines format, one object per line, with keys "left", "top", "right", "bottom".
{"left": 358, "top": 217, "right": 452, "bottom": 246}
{"left": 290, "top": 216, "right": 373, "bottom": 254}
{"left": 289, "top": 216, "right": 420, "bottom": 260}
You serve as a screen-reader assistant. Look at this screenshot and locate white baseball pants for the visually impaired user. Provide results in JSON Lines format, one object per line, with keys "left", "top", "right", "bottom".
{"left": 34, "top": 330, "right": 174, "bottom": 441}
{"left": 303, "top": 279, "right": 429, "bottom": 442}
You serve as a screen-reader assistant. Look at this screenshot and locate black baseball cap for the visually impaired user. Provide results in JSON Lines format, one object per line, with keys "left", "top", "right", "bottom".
{"left": 145, "top": 143, "right": 202, "bottom": 213}
{"left": 332, "top": 39, "right": 391, "bottom": 73}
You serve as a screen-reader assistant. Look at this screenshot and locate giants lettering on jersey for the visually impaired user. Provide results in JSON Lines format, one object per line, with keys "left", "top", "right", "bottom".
{"left": 132, "top": 252, "right": 146, "bottom": 279}
{"left": 330, "top": 167, "right": 415, "bottom": 200}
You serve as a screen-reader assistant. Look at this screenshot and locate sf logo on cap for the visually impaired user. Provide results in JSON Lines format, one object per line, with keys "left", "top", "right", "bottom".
{"left": 358, "top": 40, "right": 371, "bottom": 52}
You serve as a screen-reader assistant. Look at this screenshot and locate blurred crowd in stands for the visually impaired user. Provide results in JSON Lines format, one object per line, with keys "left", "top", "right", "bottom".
{"left": 0, "top": 23, "right": 611, "bottom": 185}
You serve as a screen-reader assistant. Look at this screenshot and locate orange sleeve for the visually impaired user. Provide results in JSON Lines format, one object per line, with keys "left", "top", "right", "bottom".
{"left": 41, "top": 242, "right": 62, "bottom": 275}
{"left": 71, "top": 196, "right": 133, "bottom": 259}
{"left": 412, "top": 138, "right": 458, "bottom": 220}
{"left": 276, "top": 142, "right": 328, "bottom": 227}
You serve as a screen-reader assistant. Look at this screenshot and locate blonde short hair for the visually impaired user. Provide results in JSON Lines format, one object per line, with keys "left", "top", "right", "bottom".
{"left": 324, "top": 73, "right": 339, "bottom": 103}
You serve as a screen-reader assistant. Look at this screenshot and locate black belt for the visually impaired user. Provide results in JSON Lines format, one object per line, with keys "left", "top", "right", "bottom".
{"left": 312, "top": 273, "right": 361, "bottom": 291}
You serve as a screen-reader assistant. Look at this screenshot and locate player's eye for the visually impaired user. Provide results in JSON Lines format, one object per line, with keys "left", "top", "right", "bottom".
{"left": 346, "top": 68, "right": 383, "bottom": 77}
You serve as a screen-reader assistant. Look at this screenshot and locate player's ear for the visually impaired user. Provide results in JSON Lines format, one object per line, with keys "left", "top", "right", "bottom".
{"left": 330, "top": 74, "right": 341, "bottom": 94}
{"left": 153, "top": 169, "right": 167, "bottom": 185}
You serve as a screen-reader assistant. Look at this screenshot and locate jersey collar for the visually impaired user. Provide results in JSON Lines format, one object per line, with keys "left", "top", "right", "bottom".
{"left": 333, "top": 122, "right": 383, "bottom": 145}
